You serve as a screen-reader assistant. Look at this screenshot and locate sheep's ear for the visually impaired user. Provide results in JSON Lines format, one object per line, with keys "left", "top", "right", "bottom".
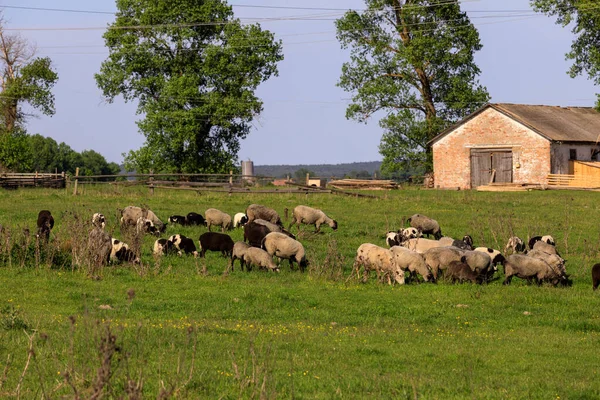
{"left": 460, "top": 256, "right": 467, "bottom": 263}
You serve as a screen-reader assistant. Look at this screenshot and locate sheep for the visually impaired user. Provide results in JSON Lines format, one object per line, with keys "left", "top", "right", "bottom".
{"left": 120, "top": 206, "right": 165, "bottom": 232}
{"left": 205, "top": 208, "right": 232, "bottom": 232}
{"left": 289, "top": 205, "right": 338, "bottom": 233}
{"left": 198, "top": 232, "right": 234, "bottom": 257}
{"left": 110, "top": 238, "right": 139, "bottom": 263}
{"left": 153, "top": 238, "right": 176, "bottom": 256}
{"left": 352, "top": 243, "right": 404, "bottom": 285}
{"left": 168, "top": 215, "right": 187, "bottom": 225}
{"left": 230, "top": 241, "right": 251, "bottom": 271}
{"left": 244, "top": 220, "right": 295, "bottom": 248}
{"left": 92, "top": 213, "right": 106, "bottom": 229}
{"left": 423, "top": 246, "right": 465, "bottom": 279}
{"left": 168, "top": 234, "right": 198, "bottom": 257}
{"left": 87, "top": 227, "right": 112, "bottom": 268}
{"left": 386, "top": 231, "right": 401, "bottom": 247}
{"left": 233, "top": 213, "right": 249, "bottom": 228}
{"left": 243, "top": 247, "right": 280, "bottom": 272}
{"left": 261, "top": 232, "right": 308, "bottom": 272}
{"left": 186, "top": 212, "right": 205, "bottom": 226}
{"left": 401, "top": 238, "right": 445, "bottom": 254}
{"left": 438, "top": 237, "right": 454, "bottom": 246}
{"left": 446, "top": 261, "right": 480, "bottom": 284}
{"left": 503, "top": 254, "right": 567, "bottom": 286}
{"left": 389, "top": 246, "right": 434, "bottom": 282}
{"left": 532, "top": 240, "right": 561, "bottom": 258}
{"left": 473, "top": 247, "right": 506, "bottom": 267}
{"left": 528, "top": 235, "right": 556, "bottom": 249}
{"left": 461, "top": 250, "right": 494, "bottom": 282}
{"left": 246, "top": 204, "right": 282, "bottom": 227}
{"left": 399, "top": 227, "right": 421, "bottom": 242}
{"left": 592, "top": 263, "right": 600, "bottom": 291}
{"left": 452, "top": 235, "right": 474, "bottom": 250}
{"left": 254, "top": 219, "right": 296, "bottom": 238}
{"left": 36, "top": 210, "right": 54, "bottom": 242}
{"left": 504, "top": 236, "right": 526, "bottom": 254}
{"left": 407, "top": 214, "right": 442, "bottom": 239}
{"left": 527, "top": 249, "right": 566, "bottom": 276}
{"left": 136, "top": 217, "right": 159, "bottom": 236}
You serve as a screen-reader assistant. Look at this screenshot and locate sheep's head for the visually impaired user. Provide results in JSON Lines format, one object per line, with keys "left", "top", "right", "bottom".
{"left": 330, "top": 220, "right": 338, "bottom": 230}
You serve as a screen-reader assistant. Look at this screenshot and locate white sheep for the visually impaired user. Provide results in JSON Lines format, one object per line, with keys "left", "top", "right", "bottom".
{"left": 244, "top": 247, "right": 280, "bottom": 272}
{"left": 230, "top": 241, "right": 251, "bottom": 271}
{"left": 233, "top": 213, "right": 248, "bottom": 228}
{"left": 120, "top": 206, "right": 165, "bottom": 232}
{"left": 473, "top": 247, "right": 505, "bottom": 266}
{"left": 401, "top": 238, "right": 445, "bottom": 253}
{"left": 389, "top": 246, "right": 433, "bottom": 282}
{"left": 352, "top": 243, "right": 404, "bottom": 285}
{"left": 289, "top": 205, "right": 338, "bottom": 232}
{"left": 261, "top": 232, "right": 308, "bottom": 271}
{"left": 386, "top": 231, "right": 400, "bottom": 247}
{"left": 399, "top": 227, "right": 421, "bottom": 241}
{"left": 205, "top": 208, "right": 232, "bottom": 232}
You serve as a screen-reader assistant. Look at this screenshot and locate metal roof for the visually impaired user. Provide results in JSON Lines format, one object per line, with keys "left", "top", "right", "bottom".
{"left": 429, "top": 103, "right": 600, "bottom": 145}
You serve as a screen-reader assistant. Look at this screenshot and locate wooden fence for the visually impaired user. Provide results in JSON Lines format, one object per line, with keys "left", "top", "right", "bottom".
{"left": 0, "top": 172, "right": 66, "bottom": 189}
{"left": 547, "top": 173, "right": 600, "bottom": 189}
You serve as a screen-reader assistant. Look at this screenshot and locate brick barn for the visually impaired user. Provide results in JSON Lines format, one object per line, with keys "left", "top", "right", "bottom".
{"left": 429, "top": 103, "right": 600, "bottom": 189}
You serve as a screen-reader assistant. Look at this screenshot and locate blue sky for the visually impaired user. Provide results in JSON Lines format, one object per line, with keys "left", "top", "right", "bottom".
{"left": 4, "top": 0, "right": 598, "bottom": 166}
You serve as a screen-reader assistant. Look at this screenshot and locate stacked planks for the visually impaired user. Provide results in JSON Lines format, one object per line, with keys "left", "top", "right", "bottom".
{"left": 327, "top": 179, "right": 398, "bottom": 190}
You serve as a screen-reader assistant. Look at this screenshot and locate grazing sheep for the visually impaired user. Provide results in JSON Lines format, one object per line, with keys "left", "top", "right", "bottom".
{"left": 438, "top": 237, "right": 454, "bottom": 246}
{"left": 389, "top": 246, "right": 434, "bottom": 282}
{"left": 504, "top": 236, "right": 526, "bottom": 254}
{"left": 230, "top": 241, "right": 252, "bottom": 271}
{"left": 253, "top": 219, "right": 295, "bottom": 238}
{"left": 473, "top": 247, "right": 506, "bottom": 267}
{"left": 532, "top": 241, "right": 561, "bottom": 258}
{"left": 136, "top": 217, "right": 159, "bottom": 236}
{"left": 233, "top": 213, "right": 249, "bottom": 228}
{"left": 527, "top": 249, "right": 566, "bottom": 276}
{"left": 592, "top": 263, "right": 600, "bottom": 291}
{"left": 244, "top": 220, "right": 295, "bottom": 248}
{"left": 246, "top": 204, "right": 282, "bottom": 227}
{"left": 446, "top": 261, "right": 480, "bottom": 284}
{"left": 289, "top": 205, "right": 338, "bottom": 233}
{"left": 168, "top": 215, "right": 187, "bottom": 225}
{"left": 452, "top": 235, "right": 474, "bottom": 250}
{"left": 168, "top": 234, "right": 198, "bottom": 257}
{"left": 386, "top": 231, "right": 401, "bottom": 247}
{"left": 402, "top": 238, "right": 445, "bottom": 254}
{"left": 110, "top": 238, "right": 139, "bottom": 263}
{"left": 407, "top": 214, "right": 442, "bottom": 239}
{"left": 244, "top": 247, "right": 280, "bottom": 272}
{"left": 153, "top": 238, "right": 176, "bottom": 256}
{"left": 423, "top": 246, "right": 465, "bottom": 279}
{"left": 399, "top": 227, "right": 421, "bottom": 242}
{"left": 261, "top": 232, "right": 308, "bottom": 271}
{"left": 120, "top": 206, "right": 165, "bottom": 232}
{"left": 461, "top": 250, "right": 494, "bottom": 282}
{"left": 205, "top": 208, "right": 232, "bottom": 232}
{"left": 528, "top": 235, "right": 556, "bottom": 249}
{"left": 87, "top": 227, "right": 112, "bottom": 267}
{"left": 186, "top": 212, "right": 206, "bottom": 226}
{"left": 36, "top": 210, "right": 54, "bottom": 242}
{"left": 353, "top": 243, "right": 404, "bottom": 285}
{"left": 92, "top": 213, "right": 106, "bottom": 229}
{"left": 503, "top": 254, "right": 566, "bottom": 286}
{"left": 198, "top": 232, "right": 234, "bottom": 257}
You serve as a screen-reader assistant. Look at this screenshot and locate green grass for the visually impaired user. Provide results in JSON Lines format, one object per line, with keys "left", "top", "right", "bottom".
{"left": 0, "top": 185, "right": 599, "bottom": 398}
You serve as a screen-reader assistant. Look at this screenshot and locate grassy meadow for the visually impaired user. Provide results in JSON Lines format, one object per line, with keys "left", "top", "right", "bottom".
{"left": 0, "top": 185, "right": 599, "bottom": 398}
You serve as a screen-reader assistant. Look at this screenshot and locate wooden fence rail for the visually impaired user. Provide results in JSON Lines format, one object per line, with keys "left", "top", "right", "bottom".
{"left": 547, "top": 174, "right": 600, "bottom": 188}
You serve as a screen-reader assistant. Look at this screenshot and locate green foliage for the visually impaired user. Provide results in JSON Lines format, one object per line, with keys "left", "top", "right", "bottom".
{"left": 95, "top": 0, "right": 283, "bottom": 173}
{"left": 532, "top": 0, "right": 600, "bottom": 109}
{"left": 79, "top": 150, "right": 121, "bottom": 177}
{"left": 0, "top": 304, "right": 29, "bottom": 331}
{"left": 336, "top": 0, "right": 490, "bottom": 174}
{"left": 0, "top": 129, "right": 33, "bottom": 172}
{"left": 255, "top": 161, "right": 382, "bottom": 179}
{"left": 293, "top": 167, "right": 316, "bottom": 181}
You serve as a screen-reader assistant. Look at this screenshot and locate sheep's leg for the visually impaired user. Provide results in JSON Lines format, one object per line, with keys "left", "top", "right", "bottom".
{"left": 314, "top": 223, "right": 321, "bottom": 233}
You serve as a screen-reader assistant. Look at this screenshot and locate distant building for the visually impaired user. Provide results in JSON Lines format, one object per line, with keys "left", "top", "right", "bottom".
{"left": 307, "top": 178, "right": 327, "bottom": 188}
{"left": 429, "top": 103, "right": 600, "bottom": 189}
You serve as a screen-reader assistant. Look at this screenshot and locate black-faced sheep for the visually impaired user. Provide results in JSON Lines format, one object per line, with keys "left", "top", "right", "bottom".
{"left": 120, "top": 206, "right": 166, "bottom": 232}
{"left": 205, "top": 208, "right": 232, "bottom": 232}
{"left": 246, "top": 204, "right": 282, "bottom": 227}
{"left": 452, "top": 235, "right": 474, "bottom": 250}
{"left": 289, "top": 205, "right": 338, "bottom": 233}
{"left": 504, "top": 236, "right": 526, "bottom": 254}
{"left": 407, "top": 214, "right": 442, "bottom": 239}
{"left": 352, "top": 243, "right": 404, "bottom": 285}
{"left": 233, "top": 213, "right": 249, "bottom": 228}
{"left": 528, "top": 235, "right": 556, "bottom": 250}
{"left": 423, "top": 246, "right": 465, "bottom": 279}
{"left": 36, "top": 210, "right": 54, "bottom": 242}
{"left": 503, "top": 254, "right": 566, "bottom": 286}
{"left": 261, "top": 232, "right": 308, "bottom": 272}
{"left": 153, "top": 238, "right": 177, "bottom": 256}
{"left": 198, "top": 232, "right": 234, "bottom": 257}
{"left": 243, "top": 247, "right": 279, "bottom": 272}
{"left": 110, "top": 238, "right": 139, "bottom": 263}
{"left": 168, "top": 234, "right": 199, "bottom": 257}
{"left": 230, "top": 241, "right": 252, "bottom": 271}
{"left": 446, "top": 261, "right": 480, "bottom": 284}
{"left": 92, "top": 213, "right": 106, "bottom": 229}
{"left": 592, "top": 263, "right": 600, "bottom": 291}
{"left": 389, "top": 246, "right": 434, "bottom": 282}
{"left": 473, "top": 247, "right": 506, "bottom": 267}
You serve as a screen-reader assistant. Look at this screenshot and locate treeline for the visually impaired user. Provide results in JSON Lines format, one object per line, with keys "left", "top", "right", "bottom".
{"left": 254, "top": 161, "right": 383, "bottom": 179}
{"left": 0, "top": 131, "right": 120, "bottom": 176}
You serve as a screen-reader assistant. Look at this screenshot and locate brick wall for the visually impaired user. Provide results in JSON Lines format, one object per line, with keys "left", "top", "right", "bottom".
{"left": 432, "top": 107, "right": 551, "bottom": 189}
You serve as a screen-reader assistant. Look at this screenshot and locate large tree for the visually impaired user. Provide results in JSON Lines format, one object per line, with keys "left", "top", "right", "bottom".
{"left": 95, "top": 0, "right": 283, "bottom": 173}
{"left": 336, "top": 0, "right": 489, "bottom": 175}
{"left": 532, "top": 0, "right": 600, "bottom": 109}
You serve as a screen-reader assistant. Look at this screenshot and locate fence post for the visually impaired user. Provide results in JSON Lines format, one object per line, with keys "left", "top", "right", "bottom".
{"left": 73, "top": 167, "right": 79, "bottom": 196}
{"left": 149, "top": 169, "right": 154, "bottom": 195}
{"left": 306, "top": 173, "right": 309, "bottom": 185}
{"left": 229, "top": 170, "right": 233, "bottom": 185}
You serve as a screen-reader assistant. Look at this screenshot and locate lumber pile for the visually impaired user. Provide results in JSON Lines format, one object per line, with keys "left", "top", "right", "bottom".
{"left": 476, "top": 184, "right": 543, "bottom": 192}
{"left": 327, "top": 179, "right": 398, "bottom": 190}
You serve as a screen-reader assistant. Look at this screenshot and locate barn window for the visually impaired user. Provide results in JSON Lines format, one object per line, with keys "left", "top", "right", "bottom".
{"left": 569, "top": 149, "right": 577, "bottom": 160}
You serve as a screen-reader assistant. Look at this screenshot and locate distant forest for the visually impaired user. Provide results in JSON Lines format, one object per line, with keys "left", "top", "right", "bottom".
{"left": 254, "top": 161, "right": 382, "bottom": 179}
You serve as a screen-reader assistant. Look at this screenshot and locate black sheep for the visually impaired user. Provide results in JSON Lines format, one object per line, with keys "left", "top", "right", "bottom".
{"left": 186, "top": 212, "right": 206, "bottom": 226}
{"left": 36, "top": 210, "right": 54, "bottom": 242}
{"left": 592, "top": 263, "right": 600, "bottom": 291}
{"left": 168, "top": 215, "right": 188, "bottom": 225}
{"left": 199, "top": 232, "right": 234, "bottom": 257}
{"left": 446, "top": 261, "right": 481, "bottom": 284}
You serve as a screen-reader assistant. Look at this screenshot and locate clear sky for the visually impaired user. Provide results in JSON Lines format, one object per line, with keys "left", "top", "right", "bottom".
{"left": 4, "top": 0, "right": 598, "bottom": 166}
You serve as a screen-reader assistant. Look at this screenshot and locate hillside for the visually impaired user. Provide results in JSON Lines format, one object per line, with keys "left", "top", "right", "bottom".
{"left": 254, "top": 161, "right": 382, "bottom": 178}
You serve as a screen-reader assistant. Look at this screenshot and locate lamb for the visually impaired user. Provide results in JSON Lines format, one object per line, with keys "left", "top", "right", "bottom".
{"left": 446, "top": 261, "right": 480, "bottom": 284}
{"left": 233, "top": 213, "right": 249, "bottom": 228}
{"left": 399, "top": 227, "right": 421, "bottom": 242}
{"left": 423, "top": 246, "right": 465, "bottom": 279}
{"left": 386, "top": 231, "right": 401, "bottom": 247}
{"left": 407, "top": 214, "right": 442, "bottom": 239}
{"left": 401, "top": 238, "right": 445, "bottom": 253}
{"left": 289, "top": 205, "right": 338, "bottom": 232}
{"left": 153, "top": 238, "right": 176, "bottom": 256}
{"left": 205, "top": 208, "right": 232, "bottom": 232}
{"left": 36, "top": 210, "right": 54, "bottom": 242}
{"left": 592, "top": 263, "right": 600, "bottom": 291}
{"left": 503, "top": 254, "right": 567, "bottom": 286}
{"left": 261, "top": 232, "right": 308, "bottom": 271}
{"left": 246, "top": 204, "right": 282, "bottom": 227}
{"left": 528, "top": 235, "right": 556, "bottom": 249}
{"left": 110, "top": 238, "right": 139, "bottom": 263}
{"left": 168, "top": 215, "right": 187, "bottom": 225}
{"left": 352, "top": 243, "right": 404, "bottom": 285}
{"left": 198, "top": 232, "right": 234, "bottom": 257}
{"left": 389, "top": 246, "right": 434, "bottom": 282}
{"left": 504, "top": 236, "right": 526, "bottom": 254}
{"left": 120, "top": 206, "right": 165, "bottom": 232}
{"left": 473, "top": 247, "right": 506, "bottom": 267}
{"left": 168, "top": 234, "right": 199, "bottom": 257}
{"left": 92, "top": 213, "right": 106, "bottom": 229}
{"left": 243, "top": 247, "right": 280, "bottom": 272}
{"left": 452, "top": 235, "right": 474, "bottom": 250}
{"left": 136, "top": 217, "right": 159, "bottom": 236}
{"left": 185, "top": 212, "right": 206, "bottom": 226}
{"left": 230, "top": 241, "right": 251, "bottom": 271}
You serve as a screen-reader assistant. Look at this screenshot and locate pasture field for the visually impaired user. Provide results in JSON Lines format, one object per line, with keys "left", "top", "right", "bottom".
{"left": 0, "top": 185, "right": 599, "bottom": 399}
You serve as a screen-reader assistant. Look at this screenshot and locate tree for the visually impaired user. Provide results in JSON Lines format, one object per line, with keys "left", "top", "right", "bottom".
{"left": 79, "top": 150, "right": 121, "bottom": 177}
{"left": 532, "top": 0, "right": 600, "bottom": 109}
{"left": 95, "top": 0, "right": 283, "bottom": 173}
{"left": 294, "top": 168, "right": 315, "bottom": 181}
{"left": 336, "top": 0, "right": 489, "bottom": 175}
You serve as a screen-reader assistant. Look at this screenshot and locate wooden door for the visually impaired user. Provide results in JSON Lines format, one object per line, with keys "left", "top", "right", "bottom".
{"left": 470, "top": 151, "right": 492, "bottom": 187}
{"left": 492, "top": 151, "right": 513, "bottom": 184}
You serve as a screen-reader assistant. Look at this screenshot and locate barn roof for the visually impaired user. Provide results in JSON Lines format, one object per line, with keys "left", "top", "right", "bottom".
{"left": 428, "top": 103, "right": 600, "bottom": 145}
